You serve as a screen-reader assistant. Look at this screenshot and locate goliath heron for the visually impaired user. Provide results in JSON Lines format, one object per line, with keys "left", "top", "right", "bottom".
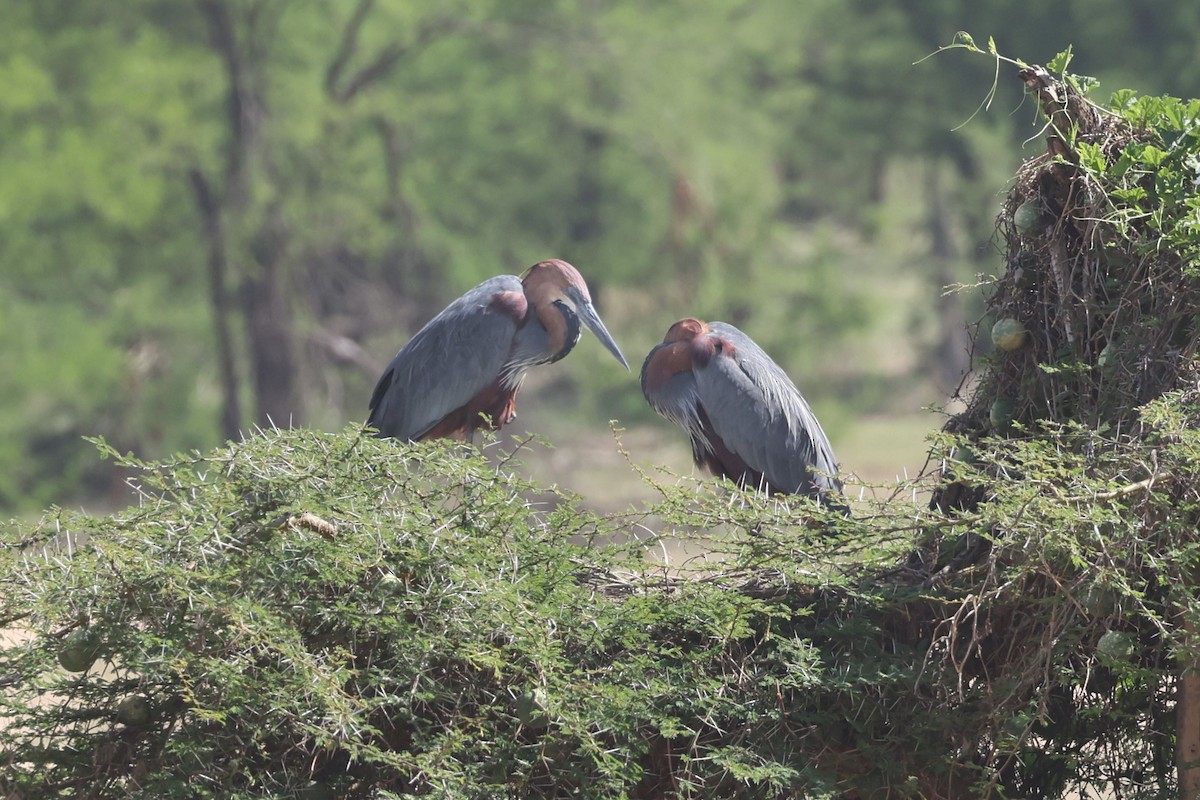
{"left": 641, "top": 318, "right": 842, "bottom": 500}
{"left": 368, "top": 259, "right": 628, "bottom": 441}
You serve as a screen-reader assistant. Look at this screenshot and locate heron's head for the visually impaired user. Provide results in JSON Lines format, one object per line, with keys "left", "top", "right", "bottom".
{"left": 661, "top": 317, "right": 709, "bottom": 343}
{"left": 521, "top": 259, "right": 628, "bottom": 369}
{"left": 642, "top": 318, "right": 706, "bottom": 394}
{"left": 647, "top": 317, "right": 735, "bottom": 376}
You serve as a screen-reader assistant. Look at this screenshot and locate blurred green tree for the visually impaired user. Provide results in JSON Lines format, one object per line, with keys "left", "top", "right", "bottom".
{"left": 4, "top": 2, "right": 1200, "bottom": 512}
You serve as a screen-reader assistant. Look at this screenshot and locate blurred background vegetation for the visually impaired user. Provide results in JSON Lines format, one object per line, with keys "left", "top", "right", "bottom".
{"left": 3, "top": 0, "right": 1199, "bottom": 514}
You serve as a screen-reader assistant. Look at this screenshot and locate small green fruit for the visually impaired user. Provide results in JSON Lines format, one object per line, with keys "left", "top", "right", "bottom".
{"left": 951, "top": 446, "right": 976, "bottom": 465}
{"left": 1096, "top": 630, "right": 1134, "bottom": 664}
{"left": 296, "top": 782, "right": 336, "bottom": 800}
{"left": 1014, "top": 199, "right": 1049, "bottom": 235}
{"left": 1004, "top": 711, "right": 1032, "bottom": 738}
{"left": 57, "top": 629, "right": 101, "bottom": 673}
{"left": 989, "top": 397, "right": 1016, "bottom": 430}
{"left": 115, "top": 695, "right": 153, "bottom": 726}
{"left": 516, "top": 688, "right": 549, "bottom": 729}
{"left": 377, "top": 572, "right": 406, "bottom": 594}
{"left": 991, "top": 318, "right": 1027, "bottom": 352}
{"left": 1082, "top": 585, "right": 1116, "bottom": 618}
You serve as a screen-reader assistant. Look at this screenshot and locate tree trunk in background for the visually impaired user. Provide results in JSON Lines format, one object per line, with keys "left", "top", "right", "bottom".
{"left": 1179, "top": 612, "right": 1200, "bottom": 799}
{"left": 244, "top": 212, "right": 303, "bottom": 427}
{"left": 373, "top": 115, "right": 442, "bottom": 311}
{"left": 194, "top": 0, "right": 458, "bottom": 432}
{"left": 569, "top": 125, "right": 607, "bottom": 245}
{"left": 925, "top": 161, "right": 972, "bottom": 394}
{"left": 333, "top": 4, "right": 457, "bottom": 314}
{"left": 189, "top": 169, "right": 243, "bottom": 440}
{"left": 197, "top": 0, "right": 304, "bottom": 429}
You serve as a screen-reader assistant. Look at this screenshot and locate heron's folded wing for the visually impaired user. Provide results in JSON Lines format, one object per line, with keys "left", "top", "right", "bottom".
{"left": 368, "top": 277, "right": 521, "bottom": 440}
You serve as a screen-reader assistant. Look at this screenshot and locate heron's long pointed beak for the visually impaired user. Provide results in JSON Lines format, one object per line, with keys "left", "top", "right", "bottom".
{"left": 579, "top": 302, "right": 629, "bottom": 370}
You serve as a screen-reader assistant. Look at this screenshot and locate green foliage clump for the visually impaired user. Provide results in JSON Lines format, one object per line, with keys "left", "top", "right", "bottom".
{"left": 924, "top": 44, "right": 1200, "bottom": 798}
{"left": 3, "top": 399, "right": 1200, "bottom": 798}
{"left": 947, "top": 44, "right": 1200, "bottom": 443}
{"left": 0, "top": 429, "right": 870, "bottom": 799}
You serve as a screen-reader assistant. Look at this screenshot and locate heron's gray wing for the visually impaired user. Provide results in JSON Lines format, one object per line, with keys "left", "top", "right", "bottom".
{"left": 368, "top": 276, "right": 522, "bottom": 440}
{"left": 699, "top": 323, "right": 841, "bottom": 494}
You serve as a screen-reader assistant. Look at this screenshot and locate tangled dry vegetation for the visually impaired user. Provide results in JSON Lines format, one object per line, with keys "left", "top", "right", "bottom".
{"left": 941, "top": 64, "right": 1200, "bottom": 464}
{"left": 4, "top": 59, "right": 1200, "bottom": 800}
{"left": 917, "top": 57, "right": 1200, "bottom": 798}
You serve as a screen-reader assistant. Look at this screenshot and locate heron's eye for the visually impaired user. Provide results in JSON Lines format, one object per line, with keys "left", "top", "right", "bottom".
{"left": 562, "top": 286, "right": 584, "bottom": 308}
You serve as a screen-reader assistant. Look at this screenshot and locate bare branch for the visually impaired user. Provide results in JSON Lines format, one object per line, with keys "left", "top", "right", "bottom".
{"left": 195, "top": 0, "right": 259, "bottom": 200}
{"left": 188, "top": 169, "right": 243, "bottom": 439}
{"left": 325, "top": 0, "right": 376, "bottom": 99}
{"left": 335, "top": 42, "right": 406, "bottom": 104}
{"left": 311, "top": 326, "right": 381, "bottom": 376}
{"left": 330, "top": 16, "right": 462, "bottom": 104}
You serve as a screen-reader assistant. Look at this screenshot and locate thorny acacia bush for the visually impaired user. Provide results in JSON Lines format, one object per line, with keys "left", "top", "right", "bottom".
{"left": 6, "top": 53, "right": 1200, "bottom": 800}
{"left": 0, "top": 429, "right": 895, "bottom": 800}
{"left": 3, "top": 411, "right": 1200, "bottom": 800}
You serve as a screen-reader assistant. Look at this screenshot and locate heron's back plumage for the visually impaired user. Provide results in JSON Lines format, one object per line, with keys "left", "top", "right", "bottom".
{"left": 641, "top": 319, "right": 841, "bottom": 498}
{"left": 702, "top": 323, "right": 840, "bottom": 495}
{"left": 368, "top": 276, "right": 524, "bottom": 441}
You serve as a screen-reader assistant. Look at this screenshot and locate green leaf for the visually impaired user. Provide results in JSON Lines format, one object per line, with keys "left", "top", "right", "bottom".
{"left": 1047, "top": 45, "right": 1074, "bottom": 75}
